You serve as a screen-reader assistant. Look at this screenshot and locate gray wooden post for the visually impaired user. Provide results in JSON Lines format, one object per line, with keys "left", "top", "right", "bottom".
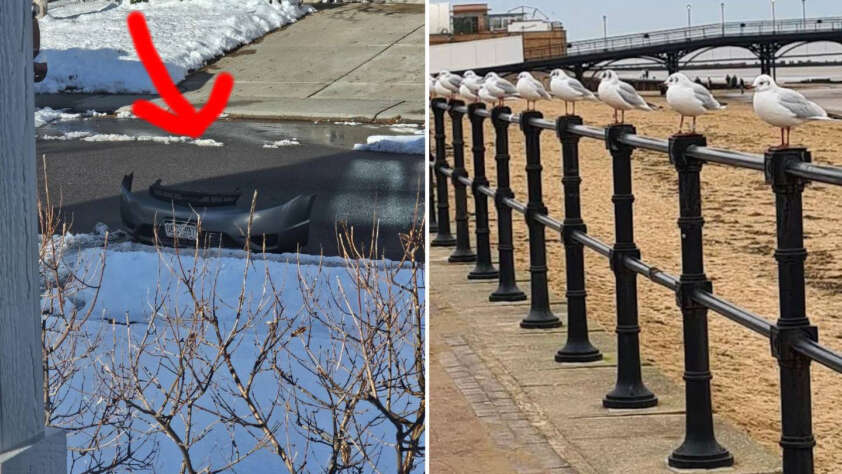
{"left": 0, "top": 2, "right": 66, "bottom": 472}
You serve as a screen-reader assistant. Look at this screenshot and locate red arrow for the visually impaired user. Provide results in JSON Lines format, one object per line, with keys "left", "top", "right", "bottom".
{"left": 127, "top": 11, "right": 233, "bottom": 138}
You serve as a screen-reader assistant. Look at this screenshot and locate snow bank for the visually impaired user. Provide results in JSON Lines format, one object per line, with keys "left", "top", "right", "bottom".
{"left": 353, "top": 134, "right": 424, "bottom": 154}
{"left": 35, "top": 107, "right": 104, "bottom": 127}
{"left": 37, "top": 0, "right": 313, "bottom": 93}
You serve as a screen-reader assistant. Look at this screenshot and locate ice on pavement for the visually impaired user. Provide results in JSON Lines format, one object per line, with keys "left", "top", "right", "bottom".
{"left": 37, "top": 0, "right": 313, "bottom": 94}
{"left": 353, "top": 134, "right": 424, "bottom": 155}
{"left": 263, "top": 139, "right": 300, "bottom": 148}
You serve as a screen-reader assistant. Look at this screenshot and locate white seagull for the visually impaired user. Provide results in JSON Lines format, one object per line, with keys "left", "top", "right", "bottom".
{"left": 597, "top": 70, "right": 652, "bottom": 123}
{"left": 484, "top": 72, "right": 518, "bottom": 107}
{"left": 549, "top": 69, "right": 597, "bottom": 115}
{"left": 460, "top": 70, "right": 484, "bottom": 102}
{"left": 478, "top": 85, "right": 497, "bottom": 104}
{"left": 516, "top": 72, "right": 551, "bottom": 111}
{"left": 752, "top": 74, "right": 829, "bottom": 147}
{"left": 664, "top": 72, "right": 725, "bottom": 133}
{"left": 435, "top": 71, "right": 462, "bottom": 99}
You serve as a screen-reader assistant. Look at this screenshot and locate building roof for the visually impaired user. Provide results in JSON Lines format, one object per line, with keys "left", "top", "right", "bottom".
{"left": 452, "top": 4, "right": 489, "bottom": 15}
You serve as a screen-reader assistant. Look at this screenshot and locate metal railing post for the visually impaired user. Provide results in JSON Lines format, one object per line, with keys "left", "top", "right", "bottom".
{"left": 431, "top": 98, "right": 456, "bottom": 246}
{"left": 429, "top": 150, "right": 438, "bottom": 234}
{"left": 467, "top": 103, "right": 498, "bottom": 279}
{"left": 555, "top": 116, "right": 602, "bottom": 362}
{"left": 519, "top": 111, "right": 562, "bottom": 329}
{"left": 489, "top": 106, "right": 526, "bottom": 302}
{"left": 603, "top": 124, "right": 657, "bottom": 408}
{"left": 765, "top": 147, "right": 817, "bottom": 474}
{"left": 448, "top": 100, "right": 477, "bottom": 263}
{"left": 667, "top": 134, "right": 734, "bottom": 469}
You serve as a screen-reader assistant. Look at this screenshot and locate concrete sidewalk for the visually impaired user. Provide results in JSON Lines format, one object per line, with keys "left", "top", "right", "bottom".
{"left": 37, "top": 3, "right": 424, "bottom": 122}
{"left": 429, "top": 246, "right": 782, "bottom": 474}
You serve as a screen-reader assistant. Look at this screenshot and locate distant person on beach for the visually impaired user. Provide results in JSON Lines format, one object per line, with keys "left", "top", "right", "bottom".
{"left": 740, "top": 78, "right": 745, "bottom": 94}
{"left": 707, "top": 77, "right": 713, "bottom": 89}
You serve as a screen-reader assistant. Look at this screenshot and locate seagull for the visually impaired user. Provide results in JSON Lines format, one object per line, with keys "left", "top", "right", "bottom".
{"left": 664, "top": 72, "right": 726, "bottom": 133}
{"left": 429, "top": 75, "right": 437, "bottom": 98}
{"left": 752, "top": 74, "right": 829, "bottom": 147}
{"left": 484, "top": 72, "right": 518, "bottom": 107}
{"left": 549, "top": 69, "right": 597, "bottom": 115}
{"left": 435, "top": 70, "right": 462, "bottom": 99}
{"left": 460, "top": 70, "right": 483, "bottom": 102}
{"left": 516, "top": 72, "right": 551, "bottom": 111}
{"left": 597, "top": 70, "right": 652, "bottom": 124}
{"left": 478, "top": 85, "right": 497, "bottom": 104}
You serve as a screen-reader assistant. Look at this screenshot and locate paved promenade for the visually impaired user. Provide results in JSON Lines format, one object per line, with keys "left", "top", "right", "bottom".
{"left": 429, "top": 245, "right": 783, "bottom": 474}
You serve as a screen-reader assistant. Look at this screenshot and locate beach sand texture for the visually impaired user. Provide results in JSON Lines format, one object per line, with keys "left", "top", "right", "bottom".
{"left": 435, "top": 94, "right": 842, "bottom": 472}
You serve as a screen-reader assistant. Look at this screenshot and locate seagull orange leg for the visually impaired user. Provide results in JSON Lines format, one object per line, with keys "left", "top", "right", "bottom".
{"left": 679, "top": 115, "right": 684, "bottom": 133}
{"left": 692, "top": 116, "right": 697, "bottom": 133}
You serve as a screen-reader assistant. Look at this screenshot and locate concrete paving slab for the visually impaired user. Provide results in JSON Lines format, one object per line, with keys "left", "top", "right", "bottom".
{"left": 429, "top": 244, "right": 783, "bottom": 473}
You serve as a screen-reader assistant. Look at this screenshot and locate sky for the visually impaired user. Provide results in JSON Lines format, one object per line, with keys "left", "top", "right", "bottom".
{"left": 439, "top": 0, "right": 842, "bottom": 41}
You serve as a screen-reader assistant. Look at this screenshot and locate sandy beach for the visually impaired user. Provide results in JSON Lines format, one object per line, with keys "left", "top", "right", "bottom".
{"left": 436, "top": 92, "right": 842, "bottom": 472}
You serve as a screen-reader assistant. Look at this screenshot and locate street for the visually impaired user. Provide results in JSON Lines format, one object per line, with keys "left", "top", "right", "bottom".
{"left": 37, "top": 119, "right": 424, "bottom": 261}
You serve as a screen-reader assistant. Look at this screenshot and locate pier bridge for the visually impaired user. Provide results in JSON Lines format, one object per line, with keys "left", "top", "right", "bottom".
{"left": 464, "top": 17, "right": 842, "bottom": 79}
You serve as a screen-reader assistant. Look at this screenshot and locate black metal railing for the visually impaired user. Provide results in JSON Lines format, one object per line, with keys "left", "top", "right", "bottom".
{"left": 429, "top": 96, "right": 842, "bottom": 473}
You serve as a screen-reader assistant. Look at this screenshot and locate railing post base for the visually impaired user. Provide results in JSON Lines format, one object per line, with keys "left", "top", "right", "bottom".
{"left": 467, "top": 267, "right": 499, "bottom": 280}
{"left": 668, "top": 447, "right": 734, "bottom": 470}
{"left": 490, "top": 289, "right": 527, "bottom": 302}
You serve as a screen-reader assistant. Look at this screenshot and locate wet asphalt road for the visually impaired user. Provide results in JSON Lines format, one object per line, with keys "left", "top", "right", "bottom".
{"left": 36, "top": 118, "right": 424, "bottom": 261}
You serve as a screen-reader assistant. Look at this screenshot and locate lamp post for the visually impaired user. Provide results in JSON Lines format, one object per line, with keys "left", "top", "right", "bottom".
{"left": 771, "top": 0, "right": 776, "bottom": 32}
{"left": 802, "top": 0, "right": 807, "bottom": 29}
{"left": 603, "top": 15, "right": 607, "bottom": 48}
{"left": 721, "top": 2, "right": 725, "bottom": 35}
{"left": 687, "top": 4, "right": 692, "bottom": 28}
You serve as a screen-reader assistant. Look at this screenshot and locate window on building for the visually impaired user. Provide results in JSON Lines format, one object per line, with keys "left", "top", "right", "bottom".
{"left": 453, "top": 16, "right": 479, "bottom": 34}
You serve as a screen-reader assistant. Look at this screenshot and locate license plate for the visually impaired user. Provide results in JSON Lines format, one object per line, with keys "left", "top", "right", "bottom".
{"left": 163, "top": 221, "right": 198, "bottom": 241}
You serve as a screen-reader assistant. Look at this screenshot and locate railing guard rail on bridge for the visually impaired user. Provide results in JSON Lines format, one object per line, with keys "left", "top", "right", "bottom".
{"left": 429, "top": 96, "right": 842, "bottom": 473}
{"left": 568, "top": 16, "right": 842, "bottom": 55}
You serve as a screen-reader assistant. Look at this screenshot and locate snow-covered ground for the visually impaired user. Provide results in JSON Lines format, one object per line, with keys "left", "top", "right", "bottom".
{"left": 37, "top": 0, "right": 312, "bottom": 93}
{"left": 42, "top": 233, "right": 423, "bottom": 472}
{"left": 35, "top": 106, "right": 105, "bottom": 127}
{"left": 41, "top": 130, "right": 224, "bottom": 146}
{"left": 353, "top": 133, "right": 424, "bottom": 154}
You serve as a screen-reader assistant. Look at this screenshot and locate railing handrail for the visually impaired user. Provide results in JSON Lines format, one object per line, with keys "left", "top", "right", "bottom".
{"left": 430, "top": 96, "right": 842, "bottom": 472}
{"left": 432, "top": 100, "right": 842, "bottom": 187}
